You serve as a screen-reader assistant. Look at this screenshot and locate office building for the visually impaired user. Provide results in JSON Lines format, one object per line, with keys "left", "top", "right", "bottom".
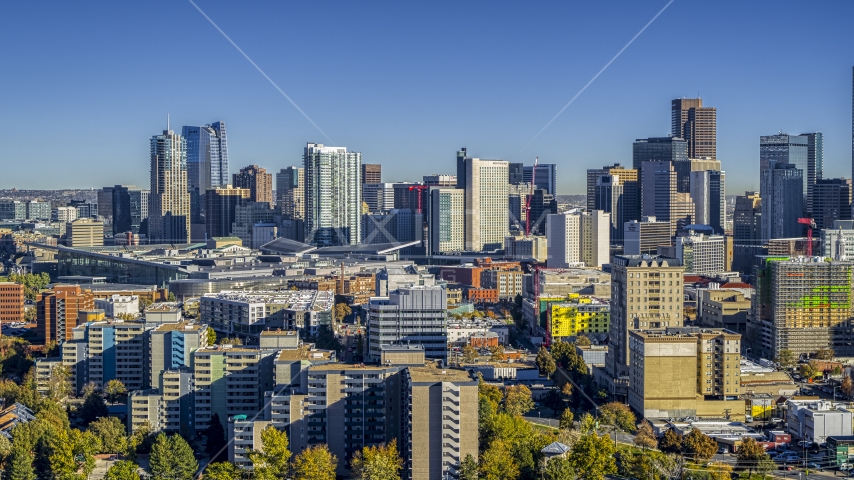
{"left": 641, "top": 160, "right": 694, "bottom": 236}
{"left": 507, "top": 183, "right": 529, "bottom": 230}
{"left": 276, "top": 166, "right": 304, "bottom": 219}
{"left": 368, "top": 285, "right": 448, "bottom": 361}
{"left": 504, "top": 234, "right": 547, "bottom": 263}
{"left": 233, "top": 165, "right": 273, "bottom": 206}
{"left": 303, "top": 143, "right": 362, "bottom": 246}
{"left": 760, "top": 162, "right": 804, "bottom": 241}
{"left": 149, "top": 127, "right": 190, "bottom": 244}
{"left": 660, "top": 229, "right": 725, "bottom": 275}
{"left": 528, "top": 189, "right": 557, "bottom": 236}
{"left": 461, "top": 155, "right": 509, "bottom": 251}
{"left": 252, "top": 223, "right": 277, "bottom": 250}
{"left": 149, "top": 322, "right": 207, "bottom": 390}
{"left": 428, "top": 187, "right": 465, "bottom": 254}
{"left": 734, "top": 192, "right": 761, "bottom": 244}
{"left": 821, "top": 220, "right": 854, "bottom": 261}
{"left": 524, "top": 163, "right": 557, "bottom": 195}
{"left": 97, "top": 187, "right": 115, "bottom": 220}
{"left": 183, "top": 122, "right": 229, "bottom": 223}
{"left": 37, "top": 286, "right": 96, "bottom": 344}
{"left": 361, "top": 163, "right": 381, "bottom": 184}
{"left": 689, "top": 170, "right": 726, "bottom": 234}
{"left": 362, "top": 183, "right": 395, "bottom": 213}
{"left": 592, "top": 166, "right": 639, "bottom": 241}
{"left": 112, "top": 186, "right": 149, "bottom": 235}
{"left": 750, "top": 257, "right": 854, "bottom": 359}
{"left": 362, "top": 209, "right": 422, "bottom": 245}
{"left": 811, "top": 178, "right": 852, "bottom": 230}
{"left": 698, "top": 290, "right": 751, "bottom": 335}
{"left": 760, "top": 134, "right": 810, "bottom": 210}
{"left": 508, "top": 162, "right": 525, "bottom": 184}
{"left": 205, "top": 186, "right": 251, "bottom": 239}
{"left": 0, "top": 283, "right": 24, "bottom": 325}
{"left": 632, "top": 137, "right": 688, "bottom": 173}
{"left": 53, "top": 206, "right": 78, "bottom": 224}
{"left": 94, "top": 295, "right": 139, "bottom": 318}
{"left": 672, "top": 98, "right": 717, "bottom": 159}
{"left": 606, "top": 256, "right": 684, "bottom": 393}
{"left": 546, "top": 210, "right": 610, "bottom": 269}
{"left": 423, "top": 174, "right": 456, "bottom": 187}
{"left": 804, "top": 133, "right": 824, "bottom": 215}
{"left": 25, "top": 201, "right": 51, "bottom": 221}
{"left": 0, "top": 200, "right": 25, "bottom": 221}
{"left": 622, "top": 217, "right": 671, "bottom": 255}
{"left": 66, "top": 218, "right": 104, "bottom": 247}
{"left": 628, "top": 328, "right": 742, "bottom": 420}
{"left": 230, "top": 201, "right": 275, "bottom": 248}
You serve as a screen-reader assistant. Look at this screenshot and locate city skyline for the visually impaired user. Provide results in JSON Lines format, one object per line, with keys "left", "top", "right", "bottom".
{"left": 3, "top": 1, "right": 854, "bottom": 194}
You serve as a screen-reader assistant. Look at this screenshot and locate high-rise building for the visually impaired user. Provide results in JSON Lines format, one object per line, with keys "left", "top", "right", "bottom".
{"left": 593, "top": 167, "right": 640, "bottom": 243}
{"left": 760, "top": 162, "right": 804, "bottom": 241}
{"left": 361, "top": 163, "right": 381, "bottom": 184}
{"left": 70, "top": 200, "right": 98, "bottom": 220}
{"left": 362, "top": 183, "right": 395, "bottom": 213}
{"left": 149, "top": 127, "right": 190, "bottom": 244}
{"left": 804, "top": 133, "right": 824, "bottom": 215}
{"left": 524, "top": 163, "right": 557, "bottom": 195}
{"left": 205, "top": 186, "right": 251, "bottom": 239}
{"left": 276, "top": 166, "right": 304, "bottom": 219}
{"left": 422, "top": 174, "right": 456, "bottom": 186}
{"left": 632, "top": 137, "right": 688, "bottom": 172}
{"left": 0, "top": 283, "right": 24, "bottom": 326}
{"left": 367, "top": 285, "right": 448, "bottom": 360}
{"left": 463, "top": 156, "right": 509, "bottom": 251}
{"left": 733, "top": 192, "right": 761, "bottom": 244}
{"left": 97, "top": 187, "right": 115, "bottom": 220}
{"left": 672, "top": 98, "right": 717, "bottom": 159}
{"left": 429, "top": 187, "right": 465, "bottom": 254}
{"left": 760, "top": 134, "right": 809, "bottom": 211}
{"left": 507, "top": 183, "right": 529, "bottom": 230}
{"left": 67, "top": 218, "right": 104, "bottom": 247}
{"left": 546, "top": 210, "right": 610, "bottom": 269}
{"left": 689, "top": 170, "right": 726, "bottom": 234}
{"left": 606, "top": 255, "right": 684, "bottom": 396}
{"left": 641, "top": 161, "right": 694, "bottom": 236}
{"left": 661, "top": 229, "right": 726, "bottom": 275}
{"left": 811, "top": 178, "right": 852, "bottom": 230}
{"left": 508, "top": 162, "right": 525, "bottom": 184}
{"left": 230, "top": 201, "right": 276, "bottom": 248}
{"left": 303, "top": 143, "right": 362, "bottom": 246}
{"left": 233, "top": 165, "right": 273, "bottom": 206}
{"left": 623, "top": 217, "right": 672, "bottom": 255}
{"left": 528, "top": 189, "right": 557, "bottom": 236}
{"left": 112, "top": 185, "right": 149, "bottom": 235}
{"left": 25, "top": 201, "right": 51, "bottom": 221}
{"left": 149, "top": 322, "right": 207, "bottom": 391}
{"left": 37, "top": 285, "right": 96, "bottom": 344}
{"left": 0, "top": 200, "right": 25, "bottom": 221}
{"left": 183, "top": 122, "right": 229, "bottom": 222}
{"left": 362, "top": 209, "right": 422, "bottom": 245}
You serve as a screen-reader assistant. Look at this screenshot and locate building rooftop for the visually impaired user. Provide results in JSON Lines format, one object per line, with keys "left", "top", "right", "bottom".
{"left": 308, "top": 363, "right": 394, "bottom": 371}
{"left": 261, "top": 330, "right": 298, "bottom": 337}
{"left": 154, "top": 322, "right": 204, "bottom": 332}
{"left": 277, "top": 347, "right": 333, "bottom": 361}
{"left": 202, "top": 290, "right": 334, "bottom": 312}
{"left": 408, "top": 362, "right": 474, "bottom": 383}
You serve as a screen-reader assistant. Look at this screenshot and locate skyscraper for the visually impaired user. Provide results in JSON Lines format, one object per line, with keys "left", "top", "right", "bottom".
{"left": 689, "top": 170, "right": 725, "bottom": 234}
{"left": 760, "top": 134, "right": 809, "bottom": 211}
{"left": 233, "top": 165, "right": 273, "bottom": 205}
{"left": 303, "top": 143, "right": 362, "bottom": 246}
{"left": 812, "top": 178, "right": 852, "bottom": 230}
{"left": 591, "top": 165, "right": 639, "bottom": 242}
{"left": 545, "top": 210, "right": 610, "bottom": 269}
{"left": 760, "top": 162, "right": 804, "bottom": 241}
{"left": 361, "top": 164, "right": 381, "bottom": 184}
{"left": 276, "top": 166, "right": 304, "bottom": 219}
{"left": 804, "top": 132, "right": 824, "bottom": 215}
{"left": 463, "top": 156, "right": 509, "bottom": 251}
{"left": 149, "top": 126, "right": 190, "bottom": 243}
{"left": 429, "top": 188, "right": 465, "bottom": 254}
{"left": 183, "top": 122, "right": 228, "bottom": 222}
{"left": 205, "top": 186, "right": 251, "bottom": 238}
{"left": 112, "top": 185, "right": 149, "bottom": 235}
{"left": 641, "top": 161, "right": 694, "bottom": 236}
{"left": 672, "top": 98, "right": 717, "bottom": 159}
{"left": 523, "top": 163, "right": 557, "bottom": 195}
{"left": 632, "top": 137, "right": 688, "bottom": 172}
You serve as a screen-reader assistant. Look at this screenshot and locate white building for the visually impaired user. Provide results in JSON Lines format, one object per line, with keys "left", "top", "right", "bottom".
{"left": 429, "top": 187, "right": 465, "bottom": 254}
{"left": 303, "top": 143, "right": 362, "bottom": 246}
{"left": 546, "top": 210, "right": 610, "bottom": 268}
{"left": 362, "top": 182, "right": 395, "bottom": 212}
{"left": 464, "top": 156, "right": 509, "bottom": 251}
{"left": 821, "top": 220, "right": 854, "bottom": 260}
{"left": 53, "top": 206, "right": 78, "bottom": 223}
{"left": 659, "top": 229, "right": 726, "bottom": 275}
{"left": 94, "top": 294, "right": 139, "bottom": 318}
{"left": 624, "top": 217, "right": 672, "bottom": 255}
{"left": 367, "top": 285, "right": 448, "bottom": 360}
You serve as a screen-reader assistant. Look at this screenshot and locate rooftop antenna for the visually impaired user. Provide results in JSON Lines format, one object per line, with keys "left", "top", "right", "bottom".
{"left": 167, "top": 113, "right": 170, "bottom": 132}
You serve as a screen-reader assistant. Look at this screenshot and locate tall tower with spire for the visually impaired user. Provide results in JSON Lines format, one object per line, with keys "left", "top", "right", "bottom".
{"left": 148, "top": 121, "right": 190, "bottom": 243}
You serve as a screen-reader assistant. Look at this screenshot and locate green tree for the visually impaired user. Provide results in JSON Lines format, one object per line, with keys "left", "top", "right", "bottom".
{"left": 536, "top": 347, "right": 556, "bottom": 378}
{"left": 682, "top": 428, "right": 717, "bottom": 462}
{"left": 489, "top": 345, "right": 505, "bottom": 362}
{"left": 575, "top": 335, "right": 592, "bottom": 347}
{"left": 598, "top": 402, "right": 636, "bottom": 432}
{"left": 6, "top": 443, "right": 35, "bottom": 480}
{"left": 351, "top": 439, "right": 402, "bottom": 480}
{"left": 149, "top": 433, "right": 198, "bottom": 480}
{"left": 0, "top": 273, "right": 51, "bottom": 300}
{"left": 659, "top": 428, "right": 682, "bottom": 454}
{"left": 775, "top": 349, "right": 796, "bottom": 367}
{"left": 167, "top": 292, "right": 176, "bottom": 302}
{"left": 205, "top": 413, "right": 227, "bottom": 462}
{"left": 634, "top": 421, "right": 657, "bottom": 450}
{"left": 459, "top": 453, "right": 479, "bottom": 480}
{"left": 104, "top": 379, "right": 127, "bottom": 403}
{"left": 79, "top": 391, "right": 108, "bottom": 423}
{"left": 334, "top": 302, "right": 352, "bottom": 322}
{"left": 218, "top": 337, "right": 243, "bottom": 346}
{"left": 138, "top": 297, "right": 153, "bottom": 313}
{"left": 737, "top": 437, "right": 773, "bottom": 474}
{"left": 248, "top": 426, "right": 291, "bottom": 480}
{"left": 550, "top": 340, "right": 574, "bottom": 367}
{"left": 90, "top": 416, "right": 128, "bottom": 454}
{"left": 479, "top": 440, "right": 519, "bottom": 480}
{"left": 127, "top": 421, "right": 156, "bottom": 456}
{"left": 568, "top": 433, "right": 616, "bottom": 480}
{"left": 503, "top": 384, "right": 534, "bottom": 417}
{"left": 205, "top": 326, "right": 217, "bottom": 346}
{"left": 290, "top": 444, "right": 338, "bottom": 480}
{"left": 462, "top": 345, "right": 479, "bottom": 364}
{"left": 105, "top": 460, "right": 141, "bottom": 480}
{"left": 559, "top": 408, "right": 575, "bottom": 430}
{"left": 478, "top": 378, "right": 503, "bottom": 412}
{"left": 203, "top": 462, "right": 242, "bottom": 480}
{"left": 578, "top": 413, "right": 597, "bottom": 434}
{"left": 543, "top": 456, "right": 575, "bottom": 480}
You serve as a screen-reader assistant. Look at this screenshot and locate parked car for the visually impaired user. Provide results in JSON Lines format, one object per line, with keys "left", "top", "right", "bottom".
{"left": 797, "top": 441, "right": 813, "bottom": 448}
{"left": 771, "top": 417, "right": 783, "bottom": 423}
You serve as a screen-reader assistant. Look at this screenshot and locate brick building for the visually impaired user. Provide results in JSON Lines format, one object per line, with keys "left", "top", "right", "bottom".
{"left": 36, "top": 285, "right": 96, "bottom": 344}
{"left": 0, "top": 283, "right": 24, "bottom": 326}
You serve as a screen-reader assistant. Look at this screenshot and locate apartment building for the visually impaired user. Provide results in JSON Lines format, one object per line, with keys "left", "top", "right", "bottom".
{"left": 149, "top": 322, "right": 207, "bottom": 390}
{"left": 367, "top": 285, "right": 448, "bottom": 361}
{"left": 547, "top": 295, "right": 610, "bottom": 342}
{"left": 61, "top": 320, "right": 149, "bottom": 393}
{"left": 0, "top": 282, "right": 24, "bottom": 325}
{"left": 37, "top": 285, "right": 96, "bottom": 343}
{"left": 697, "top": 289, "right": 751, "bottom": 335}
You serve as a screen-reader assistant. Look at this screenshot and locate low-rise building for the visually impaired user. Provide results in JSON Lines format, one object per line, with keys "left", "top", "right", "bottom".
{"left": 94, "top": 294, "right": 139, "bottom": 318}
{"left": 697, "top": 289, "right": 751, "bottom": 335}
{"left": 547, "top": 295, "right": 610, "bottom": 343}
{"left": 786, "top": 400, "right": 853, "bottom": 444}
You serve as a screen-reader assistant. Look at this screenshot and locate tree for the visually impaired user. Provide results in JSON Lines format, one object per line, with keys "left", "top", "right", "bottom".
{"left": 682, "top": 428, "right": 717, "bottom": 462}
{"left": 560, "top": 408, "right": 575, "bottom": 429}
{"left": 659, "top": 429, "right": 682, "bottom": 454}
{"left": 459, "top": 454, "right": 479, "bottom": 480}
{"left": 843, "top": 376, "right": 854, "bottom": 398}
{"left": 127, "top": 421, "right": 156, "bottom": 456}
{"left": 634, "top": 421, "right": 657, "bottom": 450}
{"left": 479, "top": 440, "right": 519, "bottom": 480}
{"left": 138, "top": 297, "right": 153, "bottom": 313}
{"left": 488, "top": 345, "right": 505, "bottom": 362}
{"left": 167, "top": 292, "right": 176, "bottom": 302}
{"left": 334, "top": 302, "right": 352, "bottom": 322}
{"left": 775, "top": 349, "right": 795, "bottom": 368}
{"left": 478, "top": 377, "right": 503, "bottom": 412}
{"left": 149, "top": 433, "right": 198, "bottom": 480}
{"left": 575, "top": 335, "right": 592, "bottom": 347}
{"left": 503, "top": 384, "right": 534, "bottom": 417}
{"left": 90, "top": 416, "right": 128, "bottom": 454}
{"left": 815, "top": 347, "right": 835, "bottom": 360}
{"left": 0, "top": 273, "right": 51, "bottom": 300}
{"left": 800, "top": 360, "right": 819, "bottom": 379}
{"left": 737, "top": 437, "right": 772, "bottom": 474}
{"left": 205, "top": 413, "right": 227, "bottom": 462}
{"left": 351, "top": 439, "right": 402, "bottom": 480}
{"left": 290, "top": 444, "right": 338, "bottom": 480}
{"left": 104, "top": 379, "right": 127, "bottom": 403}
{"left": 248, "top": 426, "right": 291, "bottom": 480}
{"left": 578, "top": 413, "right": 597, "bottom": 434}
{"left": 561, "top": 382, "right": 573, "bottom": 398}
{"left": 79, "top": 391, "right": 108, "bottom": 423}
{"left": 598, "top": 402, "right": 636, "bottom": 432}
{"left": 105, "top": 460, "right": 141, "bottom": 480}
{"left": 543, "top": 456, "right": 575, "bottom": 480}
{"left": 462, "top": 345, "right": 479, "bottom": 364}
{"left": 46, "top": 364, "right": 71, "bottom": 401}
{"left": 205, "top": 326, "right": 217, "bottom": 346}
{"left": 568, "top": 433, "right": 616, "bottom": 480}
{"left": 218, "top": 337, "right": 243, "bottom": 346}
{"left": 203, "top": 462, "right": 242, "bottom": 480}
{"left": 550, "top": 340, "right": 574, "bottom": 367}
{"left": 5, "top": 444, "right": 35, "bottom": 480}
{"left": 536, "top": 347, "right": 556, "bottom": 378}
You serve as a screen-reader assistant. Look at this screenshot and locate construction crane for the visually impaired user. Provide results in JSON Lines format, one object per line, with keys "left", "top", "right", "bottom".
{"left": 407, "top": 185, "right": 428, "bottom": 215}
{"left": 524, "top": 157, "right": 539, "bottom": 237}
{"left": 798, "top": 217, "right": 817, "bottom": 256}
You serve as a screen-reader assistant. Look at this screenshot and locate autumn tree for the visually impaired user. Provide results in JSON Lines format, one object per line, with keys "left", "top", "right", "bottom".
{"left": 775, "top": 349, "right": 796, "bottom": 367}
{"left": 544, "top": 456, "right": 575, "bottom": 480}
{"left": 800, "top": 360, "right": 820, "bottom": 379}
{"left": 503, "top": 384, "right": 534, "bottom": 417}
{"left": 219, "top": 337, "right": 243, "bottom": 346}
{"left": 560, "top": 409, "right": 575, "bottom": 429}
{"left": 575, "top": 335, "right": 592, "bottom": 347}
{"left": 248, "top": 426, "right": 291, "bottom": 480}
{"left": 536, "top": 347, "right": 556, "bottom": 378}
{"left": 843, "top": 376, "right": 854, "bottom": 398}
{"left": 334, "top": 302, "right": 352, "bottom": 322}
{"left": 489, "top": 345, "right": 505, "bottom": 362}
{"left": 634, "top": 421, "right": 658, "bottom": 450}
{"left": 479, "top": 440, "right": 519, "bottom": 480}
{"left": 105, "top": 460, "right": 141, "bottom": 480}
{"left": 459, "top": 454, "right": 479, "bottom": 480}
{"left": 205, "top": 326, "right": 217, "bottom": 345}
{"left": 290, "top": 444, "right": 337, "bottom": 480}
{"left": 682, "top": 428, "right": 717, "bottom": 462}
{"left": 351, "top": 439, "right": 403, "bottom": 480}
{"left": 568, "top": 433, "right": 616, "bottom": 480}
{"left": 104, "top": 379, "right": 127, "bottom": 403}
{"left": 598, "top": 402, "right": 636, "bottom": 432}
{"left": 737, "top": 437, "right": 773, "bottom": 474}
{"left": 90, "top": 416, "right": 128, "bottom": 454}
{"left": 46, "top": 364, "right": 71, "bottom": 401}
{"left": 815, "top": 347, "right": 835, "bottom": 360}
{"left": 478, "top": 378, "right": 503, "bottom": 412}
{"left": 203, "top": 462, "right": 242, "bottom": 480}
{"left": 462, "top": 345, "right": 479, "bottom": 364}
{"left": 659, "top": 429, "right": 682, "bottom": 454}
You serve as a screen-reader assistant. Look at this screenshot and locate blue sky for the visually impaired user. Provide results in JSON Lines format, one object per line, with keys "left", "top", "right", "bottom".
{"left": 1, "top": 1, "right": 853, "bottom": 194}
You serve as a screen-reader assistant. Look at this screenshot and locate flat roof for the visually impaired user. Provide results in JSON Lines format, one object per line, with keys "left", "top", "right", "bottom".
{"left": 277, "top": 348, "right": 333, "bottom": 361}
{"left": 155, "top": 322, "right": 203, "bottom": 332}
{"left": 408, "top": 363, "right": 473, "bottom": 383}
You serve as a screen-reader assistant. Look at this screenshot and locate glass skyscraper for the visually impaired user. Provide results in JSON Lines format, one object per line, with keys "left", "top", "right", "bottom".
{"left": 149, "top": 127, "right": 190, "bottom": 244}
{"left": 760, "top": 134, "right": 810, "bottom": 213}
{"left": 303, "top": 143, "right": 362, "bottom": 246}
{"left": 183, "top": 122, "right": 228, "bottom": 223}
